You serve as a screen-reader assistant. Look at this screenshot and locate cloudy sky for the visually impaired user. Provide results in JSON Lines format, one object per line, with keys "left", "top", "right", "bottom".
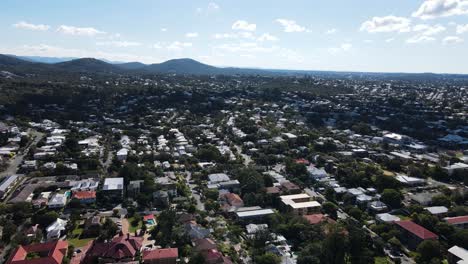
{"left": 1, "top": 0, "right": 468, "bottom": 73}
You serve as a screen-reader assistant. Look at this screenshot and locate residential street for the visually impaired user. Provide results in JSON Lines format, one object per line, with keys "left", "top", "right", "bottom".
{"left": 0, "top": 129, "right": 44, "bottom": 178}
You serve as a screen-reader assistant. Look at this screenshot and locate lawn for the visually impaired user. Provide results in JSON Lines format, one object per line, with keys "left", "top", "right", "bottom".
{"left": 68, "top": 237, "right": 94, "bottom": 248}
{"left": 128, "top": 216, "right": 142, "bottom": 233}
{"left": 396, "top": 214, "right": 411, "bottom": 220}
{"left": 374, "top": 257, "right": 391, "bottom": 264}
{"left": 68, "top": 223, "right": 96, "bottom": 248}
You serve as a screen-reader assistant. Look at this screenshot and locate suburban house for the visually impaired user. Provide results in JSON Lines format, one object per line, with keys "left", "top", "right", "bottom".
{"left": 117, "top": 148, "right": 129, "bottom": 161}
{"left": 394, "top": 220, "right": 438, "bottom": 250}
{"left": 48, "top": 193, "right": 67, "bottom": 209}
{"left": 448, "top": 246, "right": 468, "bottom": 264}
{"left": 221, "top": 192, "right": 244, "bottom": 209}
{"left": 444, "top": 215, "right": 468, "bottom": 229}
{"left": 6, "top": 240, "right": 68, "bottom": 264}
{"left": 72, "top": 191, "right": 96, "bottom": 204}
{"left": 46, "top": 218, "right": 68, "bottom": 240}
{"left": 280, "top": 193, "right": 321, "bottom": 215}
{"left": 0, "top": 174, "right": 22, "bottom": 199}
{"left": 83, "top": 233, "right": 143, "bottom": 263}
{"left": 103, "top": 177, "right": 124, "bottom": 198}
{"left": 235, "top": 208, "right": 275, "bottom": 222}
{"left": 142, "top": 248, "right": 178, "bottom": 264}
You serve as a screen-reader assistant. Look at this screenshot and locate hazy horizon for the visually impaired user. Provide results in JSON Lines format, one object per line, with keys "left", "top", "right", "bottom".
{"left": 1, "top": 0, "right": 468, "bottom": 73}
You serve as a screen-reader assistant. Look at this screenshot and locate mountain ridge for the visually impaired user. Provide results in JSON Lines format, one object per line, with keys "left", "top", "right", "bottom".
{"left": 1, "top": 53, "right": 468, "bottom": 79}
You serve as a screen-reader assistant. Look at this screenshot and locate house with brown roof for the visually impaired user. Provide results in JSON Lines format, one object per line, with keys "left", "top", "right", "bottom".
{"left": 83, "top": 233, "right": 143, "bottom": 263}
{"left": 303, "top": 214, "right": 335, "bottom": 225}
{"left": 222, "top": 193, "right": 244, "bottom": 208}
{"left": 6, "top": 240, "right": 68, "bottom": 264}
{"left": 142, "top": 248, "right": 178, "bottom": 264}
{"left": 394, "top": 220, "right": 438, "bottom": 250}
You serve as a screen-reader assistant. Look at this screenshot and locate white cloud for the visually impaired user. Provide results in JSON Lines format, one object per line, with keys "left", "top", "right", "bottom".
{"left": 153, "top": 43, "right": 163, "bottom": 49}
{"left": 186, "top": 32, "right": 199, "bottom": 38}
{"left": 276, "top": 19, "right": 307, "bottom": 32}
{"left": 442, "top": 35, "right": 464, "bottom": 44}
{"left": 456, "top": 24, "right": 468, "bottom": 33}
{"left": 167, "top": 41, "right": 192, "bottom": 51}
{"left": 96, "top": 41, "right": 141, "bottom": 47}
{"left": 257, "top": 33, "right": 279, "bottom": 42}
{"left": 208, "top": 2, "right": 220, "bottom": 11}
{"left": 360, "top": 16, "right": 411, "bottom": 33}
{"left": 326, "top": 28, "right": 337, "bottom": 34}
{"left": 13, "top": 21, "right": 50, "bottom": 31}
{"left": 412, "top": 24, "right": 446, "bottom": 35}
{"left": 215, "top": 42, "right": 277, "bottom": 53}
{"left": 364, "top": 39, "right": 374, "bottom": 43}
{"left": 385, "top": 38, "right": 395, "bottom": 42}
{"left": 412, "top": 0, "right": 468, "bottom": 20}
{"left": 213, "top": 32, "right": 254, "bottom": 40}
{"left": 341, "top": 43, "right": 352, "bottom": 51}
{"left": 328, "top": 43, "right": 352, "bottom": 54}
{"left": 161, "top": 28, "right": 168, "bottom": 32}
{"left": 232, "top": 20, "right": 256, "bottom": 31}
{"left": 57, "top": 25, "right": 105, "bottom": 36}
{"left": 196, "top": 2, "right": 220, "bottom": 14}
{"left": 406, "top": 35, "right": 436, "bottom": 43}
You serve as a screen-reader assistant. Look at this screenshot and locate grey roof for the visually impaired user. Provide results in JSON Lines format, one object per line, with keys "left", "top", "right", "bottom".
{"left": 103, "top": 177, "right": 124, "bottom": 190}
{"left": 208, "top": 173, "right": 231, "bottom": 183}
{"left": 0, "top": 175, "right": 20, "bottom": 192}
{"left": 425, "top": 206, "right": 449, "bottom": 215}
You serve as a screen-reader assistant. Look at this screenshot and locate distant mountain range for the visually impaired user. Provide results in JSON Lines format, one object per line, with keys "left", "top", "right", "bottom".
{"left": 1, "top": 53, "right": 468, "bottom": 80}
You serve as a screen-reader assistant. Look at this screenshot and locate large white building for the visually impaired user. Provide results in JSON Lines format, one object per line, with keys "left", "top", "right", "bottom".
{"left": 280, "top": 193, "right": 321, "bottom": 215}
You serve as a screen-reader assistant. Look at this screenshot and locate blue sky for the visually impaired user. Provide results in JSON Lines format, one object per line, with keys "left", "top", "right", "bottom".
{"left": 1, "top": 0, "right": 468, "bottom": 73}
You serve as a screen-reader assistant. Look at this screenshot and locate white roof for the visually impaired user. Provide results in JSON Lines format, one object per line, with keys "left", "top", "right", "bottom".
{"left": 376, "top": 213, "right": 400, "bottom": 222}
{"left": 103, "top": 177, "right": 124, "bottom": 190}
{"left": 448, "top": 246, "right": 468, "bottom": 261}
{"left": 48, "top": 193, "right": 67, "bottom": 206}
{"left": 280, "top": 193, "right": 311, "bottom": 200}
{"left": 117, "top": 148, "right": 128, "bottom": 155}
{"left": 46, "top": 218, "right": 67, "bottom": 232}
{"left": 237, "top": 209, "right": 275, "bottom": 218}
{"left": 425, "top": 206, "right": 448, "bottom": 215}
{"left": 289, "top": 201, "right": 321, "bottom": 209}
{"left": 246, "top": 224, "right": 268, "bottom": 234}
{"left": 395, "top": 175, "right": 425, "bottom": 184}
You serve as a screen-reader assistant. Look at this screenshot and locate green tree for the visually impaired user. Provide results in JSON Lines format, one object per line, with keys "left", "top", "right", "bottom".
{"left": 431, "top": 194, "right": 451, "bottom": 207}
{"left": 416, "top": 240, "right": 442, "bottom": 263}
{"left": 255, "top": 253, "right": 281, "bottom": 264}
{"left": 321, "top": 228, "right": 347, "bottom": 264}
{"left": 381, "top": 189, "right": 402, "bottom": 208}
{"left": 322, "top": 202, "right": 338, "bottom": 219}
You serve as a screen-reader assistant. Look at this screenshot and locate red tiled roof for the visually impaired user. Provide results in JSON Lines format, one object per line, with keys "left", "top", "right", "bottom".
{"left": 295, "top": 158, "right": 310, "bottom": 165}
{"left": 395, "top": 220, "right": 438, "bottom": 240}
{"left": 445, "top": 215, "right": 468, "bottom": 225}
{"left": 224, "top": 193, "right": 243, "bottom": 205}
{"left": 84, "top": 233, "right": 143, "bottom": 261}
{"left": 303, "top": 214, "right": 327, "bottom": 224}
{"left": 6, "top": 240, "right": 68, "bottom": 264}
{"left": 265, "top": 187, "right": 280, "bottom": 194}
{"left": 143, "top": 214, "right": 155, "bottom": 221}
{"left": 142, "top": 248, "right": 178, "bottom": 260}
{"left": 202, "top": 249, "right": 223, "bottom": 262}
{"left": 72, "top": 191, "right": 96, "bottom": 200}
